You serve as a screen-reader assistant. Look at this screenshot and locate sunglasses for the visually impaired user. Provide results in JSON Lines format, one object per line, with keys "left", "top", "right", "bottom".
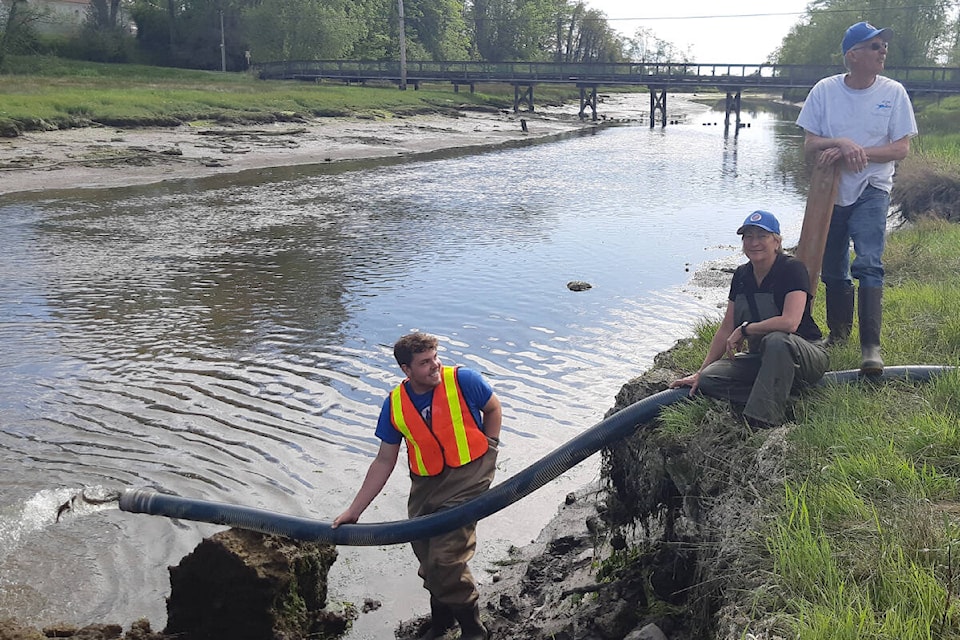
{"left": 853, "top": 41, "right": 888, "bottom": 52}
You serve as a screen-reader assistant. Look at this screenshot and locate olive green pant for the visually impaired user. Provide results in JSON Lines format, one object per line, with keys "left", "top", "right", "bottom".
{"left": 698, "top": 331, "right": 828, "bottom": 425}
{"left": 407, "top": 439, "right": 498, "bottom": 607}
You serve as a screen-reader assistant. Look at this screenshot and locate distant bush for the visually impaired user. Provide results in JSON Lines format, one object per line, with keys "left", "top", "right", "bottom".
{"left": 893, "top": 153, "right": 960, "bottom": 223}
{"left": 56, "top": 28, "right": 135, "bottom": 64}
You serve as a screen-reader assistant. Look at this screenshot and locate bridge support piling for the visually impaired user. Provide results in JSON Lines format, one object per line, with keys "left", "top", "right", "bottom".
{"left": 650, "top": 87, "right": 667, "bottom": 128}
{"left": 578, "top": 85, "right": 598, "bottom": 121}
{"left": 724, "top": 90, "right": 742, "bottom": 134}
{"left": 513, "top": 84, "right": 535, "bottom": 113}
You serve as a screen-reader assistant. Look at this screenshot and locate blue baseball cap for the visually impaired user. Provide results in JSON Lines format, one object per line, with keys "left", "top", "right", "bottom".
{"left": 737, "top": 210, "right": 780, "bottom": 235}
{"left": 842, "top": 21, "right": 892, "bottom": 56}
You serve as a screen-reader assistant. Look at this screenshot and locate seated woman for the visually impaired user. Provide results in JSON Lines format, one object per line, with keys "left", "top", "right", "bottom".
{"left": 670, "top": 210, "right": 829, "bottom": 427}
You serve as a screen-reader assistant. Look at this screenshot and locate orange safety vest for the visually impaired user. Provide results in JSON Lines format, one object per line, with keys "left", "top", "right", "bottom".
{"left": 389, "top": 366, "right": 490, "bottom": 476}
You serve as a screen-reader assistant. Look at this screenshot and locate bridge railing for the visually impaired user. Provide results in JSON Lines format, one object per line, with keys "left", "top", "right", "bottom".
{"left": 257, "top": 60, "right": 960, "bottom": 93}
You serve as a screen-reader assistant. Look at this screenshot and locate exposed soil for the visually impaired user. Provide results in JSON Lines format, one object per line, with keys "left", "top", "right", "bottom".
{"left": 0, "top": 110, "right": 596, "bottom": 197}
{"left": 467, "top": 357, "right": 791, "bottom": 640}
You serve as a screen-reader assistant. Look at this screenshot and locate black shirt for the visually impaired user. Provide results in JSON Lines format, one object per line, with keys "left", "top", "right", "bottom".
{"left": 728, "top": 253, "right": 823, "bottom": 344}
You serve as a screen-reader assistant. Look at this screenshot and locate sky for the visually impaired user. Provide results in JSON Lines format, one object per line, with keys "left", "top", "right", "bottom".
{"left": 584, "top": 1, "right": 815, "bottom": 63}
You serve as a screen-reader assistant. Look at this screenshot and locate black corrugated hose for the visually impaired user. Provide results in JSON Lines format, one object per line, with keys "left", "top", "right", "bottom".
{"left": 119, "top": 365, "right": 954, "bottom": 545}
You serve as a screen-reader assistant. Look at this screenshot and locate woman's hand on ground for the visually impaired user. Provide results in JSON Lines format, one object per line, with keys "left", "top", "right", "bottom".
{"left": 669, "top": 372, "right": 700, "bottom": 396}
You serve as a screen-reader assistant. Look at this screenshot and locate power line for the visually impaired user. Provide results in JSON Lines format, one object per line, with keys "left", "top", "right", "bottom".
{"left": 599, "top": 6, "right": 945, "bottom": 22}
{"left": 604, "top": 11, "right": 806, "bottom": 22}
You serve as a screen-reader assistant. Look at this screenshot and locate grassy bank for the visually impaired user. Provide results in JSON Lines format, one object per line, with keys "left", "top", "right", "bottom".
{"left": 0, "top": 55, "right": 585, "bottom": 136}
{"left": 6, "top": 55, "right": 960, "bottom": 639}
{"left": 656, "top": 218, "right": 960, "bottom": 639}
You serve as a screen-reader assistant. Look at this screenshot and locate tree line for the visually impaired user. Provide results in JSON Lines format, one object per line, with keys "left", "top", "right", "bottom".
{"left": 1, "top": 0, "right": 958, "bottom": 72}
{"left": 775, "top": 0, "right": 960, "bottom": 67}
{"left": 1, "top": 0, "right": 687, "bottom": 70}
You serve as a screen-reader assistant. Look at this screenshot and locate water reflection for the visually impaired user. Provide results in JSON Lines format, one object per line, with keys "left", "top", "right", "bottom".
{"left": 0, "top": 95, "right": 809, "bottom": 637}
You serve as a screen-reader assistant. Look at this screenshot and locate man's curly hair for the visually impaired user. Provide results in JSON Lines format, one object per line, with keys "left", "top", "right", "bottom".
{"left": 393, "top": 332, "right": 438, "bottom": 367}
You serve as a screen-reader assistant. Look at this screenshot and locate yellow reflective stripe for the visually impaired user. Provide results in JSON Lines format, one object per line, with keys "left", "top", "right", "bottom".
{"left": 391, "top": 387, "right": 429, "bottom": 476}
{"left": 443, "top": 367, "right": 471, "bottom": 466}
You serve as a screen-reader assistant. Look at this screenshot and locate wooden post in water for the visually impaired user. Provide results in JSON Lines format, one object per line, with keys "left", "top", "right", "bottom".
{"left": 723, "top": 90, "right": 741, "bottom": 133}
{"left": 578, "top": 85, "right": 598, "bottom": 121}
{"left": 794, "top": 161, "right": 840, "bottom": 299}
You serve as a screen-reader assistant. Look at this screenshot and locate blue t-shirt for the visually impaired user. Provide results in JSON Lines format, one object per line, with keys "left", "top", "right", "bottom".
{"left": 374, "top": 367, "right": 494, "bottom": 445}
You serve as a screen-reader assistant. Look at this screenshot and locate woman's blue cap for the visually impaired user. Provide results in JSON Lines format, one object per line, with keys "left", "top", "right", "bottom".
{"left": 737, "top": 210, "right": 780, "bottom": 235}
{"left": 842, "top": 22, "right": 892, "bottom": 55}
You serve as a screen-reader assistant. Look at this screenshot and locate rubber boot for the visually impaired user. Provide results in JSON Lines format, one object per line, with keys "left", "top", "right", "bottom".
{"left": 825, "top": 284, "right": 854, "bottom": 345}
{"left": 452, "top": 603, "right": 488, "bottom": 640}
{"left": 419, "top": 597, "right": 457, "bottom": 640}
{"left": 859, "top": 286, "right": 884, "bottom": 375}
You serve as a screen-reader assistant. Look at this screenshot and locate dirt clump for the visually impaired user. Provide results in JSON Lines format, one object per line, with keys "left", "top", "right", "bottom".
{"left": 0, "top": 529, "right": 353, "bottom": 640}
{"left": 165, "top": 528, "right": 350, "bottom": 640}
{"left": 463, "top": 349, "right": 790, "bottom": 640}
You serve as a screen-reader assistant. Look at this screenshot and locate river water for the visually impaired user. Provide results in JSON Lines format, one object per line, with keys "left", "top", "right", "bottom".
{"left": 0, "top": 94, "right": 809, "bottom": 638}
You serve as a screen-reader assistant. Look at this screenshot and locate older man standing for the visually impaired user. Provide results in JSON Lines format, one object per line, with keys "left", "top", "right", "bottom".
{"left": 797, "top": 21, "right": 918, "bottom": 374}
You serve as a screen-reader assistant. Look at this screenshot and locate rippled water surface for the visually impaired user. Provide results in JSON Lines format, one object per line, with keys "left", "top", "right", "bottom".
{"left": 0, "top": 94, "right": 809, "bottom": 638}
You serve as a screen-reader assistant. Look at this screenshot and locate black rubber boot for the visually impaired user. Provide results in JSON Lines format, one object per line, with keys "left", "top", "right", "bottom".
{"left": 859, "top": 286, "right": 884, "bottom": 375}
{"left": 418, "top": 597, "right": 457, "bottom": 640}
{"left": 452, "top": 603, "right": 488, "bottom": 640}
{"left": 825, "top": 284, "right": 855, "bottom": 345}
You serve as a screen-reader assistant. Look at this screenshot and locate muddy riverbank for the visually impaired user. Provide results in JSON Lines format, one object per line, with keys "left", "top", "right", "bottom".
{"left": 0, "top": 109, "right": 597, "bottom": 197}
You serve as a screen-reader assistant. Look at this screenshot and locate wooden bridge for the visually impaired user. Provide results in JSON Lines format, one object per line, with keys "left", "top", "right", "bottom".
{"left": 258, "top": 59, "right": 960, "bottom": 128}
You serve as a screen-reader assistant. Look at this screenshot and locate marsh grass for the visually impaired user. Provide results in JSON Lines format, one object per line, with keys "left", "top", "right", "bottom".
{"left": 663, "top": 219, "right": 960, "bottom": 638}
{"left": 765, "top": 221, "right": 960, "bottom": 638}
{"left": 0, "top": 55, "right": 582, "bottom": 135}
{"left": 891, "top": 96, "right": 960, "bottom": 222}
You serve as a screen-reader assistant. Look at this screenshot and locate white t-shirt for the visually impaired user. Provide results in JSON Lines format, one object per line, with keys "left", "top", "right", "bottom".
{"left": 797, "top": 74, "right": 918, "bottom": 206}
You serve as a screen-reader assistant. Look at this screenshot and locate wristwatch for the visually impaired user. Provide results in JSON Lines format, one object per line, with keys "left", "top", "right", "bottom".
{"left": 739, "top": 321, "right": 750, "bottom": 337}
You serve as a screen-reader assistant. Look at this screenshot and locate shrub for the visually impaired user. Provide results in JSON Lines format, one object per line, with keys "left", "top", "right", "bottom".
{"left": 892, "top": 154, "right": 960, "bottom": 223}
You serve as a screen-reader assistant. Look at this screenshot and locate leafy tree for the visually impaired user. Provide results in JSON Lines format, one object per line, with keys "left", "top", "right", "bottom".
{"left": 551, "top": 1, "right": 623, "bottom": 63}
{"left": 88, "top": 0, "right": 124, "bottom": 30}
{"left": 623, "top": 26, "right": 689, "bottom": 64}
{"left": 468, "top": 0, "right": 626, "bottom": 62}
{"left": 470, "top": 0, "right": 516, "bottom": 61}
{"left": 70, "top": 0, "right": 135, "bottom": 62}
{"left": 469, "top": 0, "right": 557, "bottom": 61}
{"left": 90, "top": 0, "right": 638, "bottom": 66}
{"left": 776, "top": 0, "right": 952, "bottom": 66}
{"left": 401, "top": 0, "right": 470, "bottom": 60}
{"left": 553, "top": 0, "right": 582, "bottom": 62}
{"left": 130, "top": 0, "right": 250, "bottom": 69}
{"left": 343, "top": 0, "right": 393, "bottom": 59}
{"left": 243, "top": 0, "right": 363, "bottom": 62}
{"left": 568, "top": 7, "right": 623, "bottom": 62}
{"left": 949, "top": 2, "right": 960, "bottom": 64}
{"left": 0, "top": 0, "right": 40, "bottom": 68}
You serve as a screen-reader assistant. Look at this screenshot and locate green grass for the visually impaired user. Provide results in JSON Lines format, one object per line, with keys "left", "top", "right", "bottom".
{"left": 658, "top": 219, "right": 960, "bottom": 639}
{"left": 0, "top": 54, "right": 587, "bottom": 135}
{"left": 767, "top": 221, "right": 960, "bottom": 639}
{"left": 909, "top": 94, "right": 960, "bottom": 175}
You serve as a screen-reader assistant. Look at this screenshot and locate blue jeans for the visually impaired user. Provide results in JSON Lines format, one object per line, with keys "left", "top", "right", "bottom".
{"left": 821, "top": 185, "right": 889, "bottom": 289}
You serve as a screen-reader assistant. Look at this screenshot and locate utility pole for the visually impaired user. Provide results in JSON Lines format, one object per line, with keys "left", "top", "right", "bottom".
{"left": 219, "top": 8, "right": 226, "bottom": 72}
{"left": 397, "top": 0, "right": 407, "bottom": 90}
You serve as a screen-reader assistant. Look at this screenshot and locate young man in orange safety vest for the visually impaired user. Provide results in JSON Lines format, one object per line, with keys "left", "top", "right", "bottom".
{"left": 334, "top": 332, "right": 502, "bottom": 640}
